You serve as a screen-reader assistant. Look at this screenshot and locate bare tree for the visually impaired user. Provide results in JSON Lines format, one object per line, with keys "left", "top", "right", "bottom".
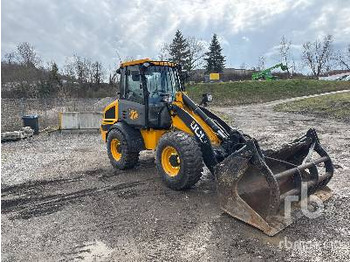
{"left": 16, "top": 42, "right": 41, "bottom": 67}
{"left": 63, "top": 58, "right": 76, "bottom": 81}
{"left": 279, "top": 36, "right": 292, "bottom": 76}
{"left": 187, "top": 37, "right": 205, "bottom": 71}
{"left": 123, "top": 56, "right": 135, "bottom": 63}
{"left": 71, "top": 55, "right": 91, "bottom": 84}
{"left": 3, "top": 52, "right": 17, "bottom": 64}
{"left": 239, "top": 62, "right": 247, "bottom": 70}
{"left": 64, "top": 55, "right": 105, "bottom": 85}
{"left": 92, "top": 61, "right": 104, "bottom": 86}
{"left": 158, "top": 43, "right": 170, "bottom": 60}
{"left": 302, "top": 35, "right": 333, "bottom": 76}
{"left": 335, "top": 44, "right": 350, "bottom": 70}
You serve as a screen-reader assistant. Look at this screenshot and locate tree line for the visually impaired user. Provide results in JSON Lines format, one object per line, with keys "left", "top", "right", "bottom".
{"left": 2, "top": 33, "right": 350, "bottom": 98}
{"left": 276, "top": 34, "right": 350, "bottom": 77}
{"left": 2, "top": 42, "right": 116, "bottom": 98}
{"left": 159, "top": 30, "right": 350, "bottom": 78}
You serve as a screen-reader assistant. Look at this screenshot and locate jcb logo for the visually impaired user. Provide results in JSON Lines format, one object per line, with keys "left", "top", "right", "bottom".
{"left": 129, "top": 109, "right": 139, "bottom": 120}
{"left": 190, "top": 121, "right": 207, "bottom": 143}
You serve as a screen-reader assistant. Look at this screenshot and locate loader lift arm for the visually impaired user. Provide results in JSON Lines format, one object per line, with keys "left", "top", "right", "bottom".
{"left": 171, "top": 93, "right": 250, "bottom": 172}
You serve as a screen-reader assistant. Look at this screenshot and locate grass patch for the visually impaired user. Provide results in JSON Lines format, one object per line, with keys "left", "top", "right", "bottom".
{"left": 274, "top": 92, "right": 350, "bottom": 122}
{"left": 186, "top": 80, "right": 350, "bottom": 106}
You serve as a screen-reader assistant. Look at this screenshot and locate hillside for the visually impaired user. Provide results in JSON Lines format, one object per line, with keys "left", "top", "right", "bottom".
{"left": 274, "top": 92, "right": 350, "bottom": 122}
{"left": 187, "top": 80, "right": 350, "bottom": 105}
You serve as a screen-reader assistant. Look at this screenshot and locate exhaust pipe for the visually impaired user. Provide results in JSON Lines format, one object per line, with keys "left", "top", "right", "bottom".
{"left": 215, "top": 129, "right": 334, "bottom": 236}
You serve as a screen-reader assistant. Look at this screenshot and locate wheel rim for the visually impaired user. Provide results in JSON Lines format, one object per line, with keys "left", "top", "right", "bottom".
{"left": 161, "top": 146, "right": 181, "bottom": 177}
{"left": 111, "top": 138, "right": 122, "bottom": 161}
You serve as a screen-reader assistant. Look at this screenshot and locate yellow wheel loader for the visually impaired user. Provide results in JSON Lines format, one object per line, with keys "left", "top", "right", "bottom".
{"left": 101, "top": 59, "right": 334, "bottom": 236}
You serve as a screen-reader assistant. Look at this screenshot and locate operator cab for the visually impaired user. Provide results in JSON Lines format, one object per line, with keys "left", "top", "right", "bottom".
{"left": 144, "top": 65, "right": 181, "bottom": 104}
{"left": 117, "top": 59, "right": 182, "bottom": 129}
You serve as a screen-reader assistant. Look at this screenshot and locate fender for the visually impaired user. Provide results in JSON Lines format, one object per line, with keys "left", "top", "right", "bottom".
{"left": 107, "top": 121, "right": 145, "bottom": 152}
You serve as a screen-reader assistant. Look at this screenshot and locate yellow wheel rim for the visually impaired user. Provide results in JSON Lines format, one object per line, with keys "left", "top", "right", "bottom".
{"left": 110, "top": 138, "right": 122, "bottom": 161}
{"left": 161, "top": 146, "right": 181, "bottom": 177}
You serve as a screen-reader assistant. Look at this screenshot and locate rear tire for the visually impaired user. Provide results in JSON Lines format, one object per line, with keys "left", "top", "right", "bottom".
{"left": 156, "top": 131, "right": 204, "bottom": 190}
{"left": 107, "top": 128, "right": 139, "bottom": 169}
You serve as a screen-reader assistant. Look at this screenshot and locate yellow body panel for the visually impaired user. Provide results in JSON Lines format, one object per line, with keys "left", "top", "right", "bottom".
{"left": 171, "top": 115, "right": 192, "bottom": 134}
{"left": 150, "top": 61, "right": 177, "bottom": 67}
{"left": 140, "top": 129, "right": 167, "bottom": 150}
{"left": 101, "top": 100, "right": 119, "bottom": 142}
{"left": 104, "top": 100, "right": 118, "bottom": 120}
{"left": 120, "top": 58, "right": 177, "bottom": 68}
{"left": 120, "top": 58, "right": 151, "bottom": 68}
{"left": 101, "top": 126, "right": 107, "bottom": 142}
{"left": 172, "top": 92, "right": 221, "bottom": 145}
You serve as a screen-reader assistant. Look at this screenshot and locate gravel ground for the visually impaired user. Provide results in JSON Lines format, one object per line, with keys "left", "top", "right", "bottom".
{"left": 1, "top": 97, "right": 349, "bottom": 261}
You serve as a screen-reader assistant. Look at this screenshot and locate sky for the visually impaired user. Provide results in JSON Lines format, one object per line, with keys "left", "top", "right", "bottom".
{"left": 1, "top": 0, "right": 350, "bottom": 73}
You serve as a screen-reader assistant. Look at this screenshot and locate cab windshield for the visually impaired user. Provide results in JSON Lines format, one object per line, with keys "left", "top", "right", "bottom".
{"left": 144, "top": 66, "right": 181, "bottom": 103}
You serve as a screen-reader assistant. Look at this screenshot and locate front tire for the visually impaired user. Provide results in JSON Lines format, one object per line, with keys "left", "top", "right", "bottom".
{"left": 156, "top": 131, "right": 204, "bottom": 190}
{"left": 107, "top": 129, "right": 139, "bottom": 169}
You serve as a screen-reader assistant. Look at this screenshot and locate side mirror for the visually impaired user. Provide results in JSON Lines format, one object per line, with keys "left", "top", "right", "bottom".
{"left": 199, "top": 93, "right": 213, "bottom": 107}
{"left": 116, "top": 68, "right": 121, "bottom": 74}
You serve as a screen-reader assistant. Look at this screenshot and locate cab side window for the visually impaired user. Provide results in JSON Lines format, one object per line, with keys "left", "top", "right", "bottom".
{"left": 125, "top": 65, "right": 144, "bottom": 104}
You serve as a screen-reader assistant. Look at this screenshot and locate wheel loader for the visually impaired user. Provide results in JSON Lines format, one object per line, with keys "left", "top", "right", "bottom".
{"left": 100, "top": 58, "right": 334, "bottom": 236}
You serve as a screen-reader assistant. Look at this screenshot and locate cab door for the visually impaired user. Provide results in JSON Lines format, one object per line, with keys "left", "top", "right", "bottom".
{"left": 145, "top": 66, "right": 172, "bottom": 129}
{"left": 118, "top": 65, "right": 146, "bottom": 127}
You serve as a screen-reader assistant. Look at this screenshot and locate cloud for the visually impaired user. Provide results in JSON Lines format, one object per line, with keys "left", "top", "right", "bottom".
{"left": 2, "top": 0, "right": 349, "bottom": 71}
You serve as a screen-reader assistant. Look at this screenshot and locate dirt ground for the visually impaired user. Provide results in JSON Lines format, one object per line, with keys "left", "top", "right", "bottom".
{"left": 2, "top": 98, "right": 349, "bottom": 261}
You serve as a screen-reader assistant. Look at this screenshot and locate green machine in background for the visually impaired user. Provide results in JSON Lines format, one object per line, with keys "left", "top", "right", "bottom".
{"left": 252, "top": 63, "right": 288, "bottom": 80}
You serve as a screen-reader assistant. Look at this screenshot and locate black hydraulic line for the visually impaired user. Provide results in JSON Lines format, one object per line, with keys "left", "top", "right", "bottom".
{"left": 182, "top": 94, "right": 227, "bottom": 140}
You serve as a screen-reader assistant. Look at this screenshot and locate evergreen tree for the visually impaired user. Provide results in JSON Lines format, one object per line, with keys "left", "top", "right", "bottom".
{"left": 49, "top": 62, "right": 61, "bottom": 85}
{"left": 169, "top": 30, "right": 190, "bottom": 69}
{"left": 39, "top": 62, "right": 62, "bottom": 97}
{"left": 204, "top": 34, "right": 226, "bottom": 73}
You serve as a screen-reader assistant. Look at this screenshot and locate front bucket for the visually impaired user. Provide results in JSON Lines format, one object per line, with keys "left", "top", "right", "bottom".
{"left": 215, "top": 129, "right": 334, "bottom": 236}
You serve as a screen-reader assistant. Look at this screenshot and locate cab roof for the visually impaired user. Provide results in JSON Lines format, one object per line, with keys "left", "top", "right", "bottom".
{"left": 120, "top": 58, "right": 177, "bottom": 68}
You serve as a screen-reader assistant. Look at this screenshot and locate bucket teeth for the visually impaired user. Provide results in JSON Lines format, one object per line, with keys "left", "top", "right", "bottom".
{"left": 216, "top": 129, "right": 334, "bottom": 236}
